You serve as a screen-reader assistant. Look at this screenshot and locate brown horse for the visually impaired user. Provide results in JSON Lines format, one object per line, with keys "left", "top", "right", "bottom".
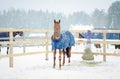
{"left": 114, "top": 36, "right": 120, "bottom": 53}
{"left": 115, "top": 45, "right": 120, "bottom": 50}
{"left": 51, "top": 19, "right": 75, "bottom": 69}
{"left": 115, "top": 44, "right": 120, "bottom": 53}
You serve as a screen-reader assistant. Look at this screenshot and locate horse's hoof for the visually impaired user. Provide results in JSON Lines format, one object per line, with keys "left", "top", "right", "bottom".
{"left": 53, "top": 64, "right": 55, "bottom": 68}
{"left": 53, "top": 66, "right": 55, "bottom": 69}
{"left": 59, "top": 67, "right": 61, "bottom": 70}
{"left": 62, "top": 63, "right": 65, "bottom": 66}
{"left": 68, "top": 60, "right": 70, "bottom": 63}
{"left": 62, "top": 62, "right": 65, "bottom": 66}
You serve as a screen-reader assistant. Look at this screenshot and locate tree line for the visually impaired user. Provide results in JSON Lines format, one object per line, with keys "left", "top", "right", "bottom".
{"left": 0, "top": 1, "right": 120, "bottom": 30}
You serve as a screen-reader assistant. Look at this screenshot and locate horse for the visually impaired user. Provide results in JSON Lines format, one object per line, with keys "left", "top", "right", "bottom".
{"left": 78, "top": 33, "right": 102, "bottom": 52}
{"left": 115, "top": 45, "right": 120, "bottom": 53}
{"left": 94, "top": 44, "right": 102, "bottom": 52}
{"left": 114, "top": 35, "right": 120, "bottom": 53}
{"left": 0, "top": 31, "right": 23, "bottom": 54}
{"left": 51, "top": 19, "right": 75, "bottom": 69}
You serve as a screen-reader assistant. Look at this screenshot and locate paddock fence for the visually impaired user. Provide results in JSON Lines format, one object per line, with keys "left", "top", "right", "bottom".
{"left": 0, "top": 28, "right": 120, "bottom": 68}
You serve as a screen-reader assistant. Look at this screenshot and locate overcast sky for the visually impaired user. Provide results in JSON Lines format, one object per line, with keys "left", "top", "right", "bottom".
{"left": 0, "top": 0, "right": 117, "bottom": 15}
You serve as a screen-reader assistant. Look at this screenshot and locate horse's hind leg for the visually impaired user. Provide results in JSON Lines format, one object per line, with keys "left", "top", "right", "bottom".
{"left": 53, "top": 49, "right": 56, "bottom": 68}
{"left": 0, "top": 44, "right": 1, "bottom": 54}
{"left": 0, "top": 46, "right": 1, "bottom": 53}
{"left": 7, "top": 47, "right": 9, "bottom": 54}
{"left": 67, "top": 47, "right": 71, "bottom": 63}
{"left": 62, "top": 49, "right": 65, "bottom": 66}
{"left": 59, "top": 49, "right": 62, "bottom": 69}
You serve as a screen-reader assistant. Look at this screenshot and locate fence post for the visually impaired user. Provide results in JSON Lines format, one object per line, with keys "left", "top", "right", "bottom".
{"left": 9, "top": 31, "right": 13, "bottom": 67}
{"left": 23, "top": 32, "right": 26, "bottom": 53}
{"left": 45, "top": 32, "right": 48, "bottom": 60}
{"left": 103, "top": 31, "right": 106, "bottom": 62}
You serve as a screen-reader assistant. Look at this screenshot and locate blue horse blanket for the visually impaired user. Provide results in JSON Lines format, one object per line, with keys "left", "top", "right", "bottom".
{"left": 51, "top": 31, "right": 75, "bottom": 51}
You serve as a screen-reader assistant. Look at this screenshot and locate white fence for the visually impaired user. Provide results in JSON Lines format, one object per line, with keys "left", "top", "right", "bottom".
{"left": 0, "top": 28, "right": 120, "bottom": 68}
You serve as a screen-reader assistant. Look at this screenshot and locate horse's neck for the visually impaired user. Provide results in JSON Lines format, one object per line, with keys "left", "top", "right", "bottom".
{"left": 53, "top": 32, "right": 61, "bottom": 37}
{"left": 52, "top": 32, "right": 61, "bottom": 40}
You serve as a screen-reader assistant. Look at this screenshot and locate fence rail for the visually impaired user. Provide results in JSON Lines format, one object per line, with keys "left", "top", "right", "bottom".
{"left": 0, "top": 28, "right": 120, "bottom": 68}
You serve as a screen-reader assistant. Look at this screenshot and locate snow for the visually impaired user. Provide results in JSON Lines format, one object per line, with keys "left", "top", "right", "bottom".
{"left": 0, "top": 45, "right": 120, "bottom": 79}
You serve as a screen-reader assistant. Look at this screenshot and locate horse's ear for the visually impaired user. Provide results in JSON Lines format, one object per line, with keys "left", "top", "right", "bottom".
{"left": 59, "top": 19, "right": 60, "bottom": 23}
{"left": 54, "top": 19, "right": 56, "bottom": 23}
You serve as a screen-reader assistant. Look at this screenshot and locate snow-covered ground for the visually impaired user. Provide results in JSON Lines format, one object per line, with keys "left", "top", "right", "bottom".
{"left": 0, "top": 45, "right": 120, "bottom": 79}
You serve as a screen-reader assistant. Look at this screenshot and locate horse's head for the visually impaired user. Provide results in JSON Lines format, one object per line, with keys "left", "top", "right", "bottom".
{"left": 78, "top": 33, "right": 84, "bottom": 38}
{"left": 13, "top": 31, "right": 23, "bottom": 37}
{"left": 53, "top": 19, "right": 61, "bottom": 40}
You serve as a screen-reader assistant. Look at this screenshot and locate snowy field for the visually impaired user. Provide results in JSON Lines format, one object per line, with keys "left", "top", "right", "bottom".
{"left": 0, "top": 45, "right": 120, "bottom": 79}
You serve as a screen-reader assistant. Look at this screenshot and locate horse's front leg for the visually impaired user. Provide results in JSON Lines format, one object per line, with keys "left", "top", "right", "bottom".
{"left": 53, "top": 49, "right": 56, "bottom": 68}
{"left": 62, "top": 49, "right": 65, "bottom": 66}
{"left": 59, "top": 49, "right": 62, "bottom": 69}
